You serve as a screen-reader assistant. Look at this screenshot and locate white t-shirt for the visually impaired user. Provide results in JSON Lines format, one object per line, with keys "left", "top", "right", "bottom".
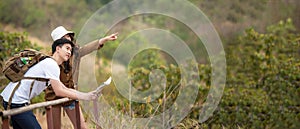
{"left": 1, "top": 58, "right": 60, "bottom": 104}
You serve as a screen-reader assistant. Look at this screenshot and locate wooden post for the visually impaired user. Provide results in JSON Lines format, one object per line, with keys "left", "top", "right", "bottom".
{"left": 73, "top": 46, "right": 81, "bottom": 129}
{"left": 1, "top": 116, "right": 9, "bottom": 129}
{"left": 46, "top": 106, "right": 54, "bottom": 129}
{"left": 46, "top": 105, "right": 62, "bottom": 129}
{"left": 75, "top": 101, "right": 81, "bottom": 129}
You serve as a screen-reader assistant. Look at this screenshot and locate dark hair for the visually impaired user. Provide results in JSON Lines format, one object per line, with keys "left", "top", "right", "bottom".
{"left": 62, "top": 60, "right": 72, "bottom": 73}
{"left": 52, "top": 38, "right": 74, "bottom": 54}
{"left": 67, "top": 33, "right": 75, "bottom": 42}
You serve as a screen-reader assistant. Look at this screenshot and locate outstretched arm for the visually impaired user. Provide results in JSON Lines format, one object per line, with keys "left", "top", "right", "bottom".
{"left": 50, "top": 79, "right": 98, "bottom": 100}
{"left": 79, "top": 33, "right": 118, "bottom": 57}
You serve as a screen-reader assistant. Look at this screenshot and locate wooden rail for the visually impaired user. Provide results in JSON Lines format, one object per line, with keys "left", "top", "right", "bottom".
{"left": 0, "top": 98, "right": 72, "bottom": 117}
{"left": 0, "top": 98, "right": 81, "bottom": 129}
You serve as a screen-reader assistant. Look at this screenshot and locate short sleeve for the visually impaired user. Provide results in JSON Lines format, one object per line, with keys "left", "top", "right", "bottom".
{"left": 42, "top": 58, "right": 60, "bottom": 81}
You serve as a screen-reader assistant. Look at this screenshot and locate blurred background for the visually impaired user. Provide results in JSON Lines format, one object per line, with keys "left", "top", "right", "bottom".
{"left": 0, "top": 0, "right": 300, "bottom": 45}
{"left": 0, "top": 0, "right": 300, "bottom": 128}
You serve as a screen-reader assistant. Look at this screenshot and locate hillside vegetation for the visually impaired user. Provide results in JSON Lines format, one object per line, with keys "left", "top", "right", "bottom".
{"left": 1, "top": 0, "right": 300, "bottom": 128}
{"left": 0, "top": 0, "right": 300, "bottom": 41}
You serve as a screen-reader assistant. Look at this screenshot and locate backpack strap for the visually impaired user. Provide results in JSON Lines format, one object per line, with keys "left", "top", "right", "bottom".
{"left": 23, "top": 77, "right": 49, "bottom": 86}
{"left": 7, "top": 77, "right": 49, "bottom": 110}
{"left": 28, "top": 80, "right": 35, "bottom": 103}
{"left": 7, "top": 82, "right": 21, "bottom": 110}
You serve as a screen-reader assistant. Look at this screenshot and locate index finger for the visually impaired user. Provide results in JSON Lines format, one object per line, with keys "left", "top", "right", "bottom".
{"left": 112, "top": 32, "right": 118, "bottom": 36}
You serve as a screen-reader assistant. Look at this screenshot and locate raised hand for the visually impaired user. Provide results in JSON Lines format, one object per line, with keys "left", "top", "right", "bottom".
{"left": 98, "top": 32, "right": 118, "bottom": 48}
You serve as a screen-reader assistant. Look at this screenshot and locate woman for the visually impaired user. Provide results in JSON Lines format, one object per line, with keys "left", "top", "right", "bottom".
{"left": 46, "top": 26, "right": 117, "bottom": 129}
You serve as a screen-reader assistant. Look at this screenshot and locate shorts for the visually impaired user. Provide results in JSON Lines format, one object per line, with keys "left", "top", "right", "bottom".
{"left": 63, "top": 101, "right": 75, "bottom": 110}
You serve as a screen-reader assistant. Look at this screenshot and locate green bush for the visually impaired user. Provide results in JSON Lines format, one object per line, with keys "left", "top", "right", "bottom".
{"left": 101, "top": 19, "right": 300, "bottom": 128}
{"left": 201, "top": 19, "right": 300, "bottom": 128}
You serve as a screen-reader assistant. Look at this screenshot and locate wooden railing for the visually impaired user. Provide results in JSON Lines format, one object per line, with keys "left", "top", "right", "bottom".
{"left": 0, "top": 98, "right": 82, "bottom": 129}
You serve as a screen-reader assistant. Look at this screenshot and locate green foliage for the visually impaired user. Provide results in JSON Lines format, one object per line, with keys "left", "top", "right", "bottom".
{"left": 100, "top": 19, "right": 300, "bottom": 128}
{"left": 1, "top": 0, "right": 300, "bottom": 127}
{"left": 189, "top": 0, "right": 268, "bottom": 23}
{"left": 0, "top": 0, "right": 46, "bottom": 28}
{"left": 207, "top": 19, "right": 300, "bottom": 128}
{"left": 128, "top": 49, "right": 166, "bottom": 71}
{"left": 0, "top": 0, "right": 24, "bottom": 25}
{"left": 0, "top": 32, "right": 38, "bottom": 62}
{"left": 0, "top": 0, "right": 93, "bottom": 40}
{"left": 23, "top": 4, "right": 46, "bottom": 27}
{"left": 106, "top": 64, "right": 182, "bottom": 118}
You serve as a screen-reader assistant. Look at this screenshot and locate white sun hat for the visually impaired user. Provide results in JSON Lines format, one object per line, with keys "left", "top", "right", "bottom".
{"left": 51, "top": 26, "right": 75, "bottom": 41}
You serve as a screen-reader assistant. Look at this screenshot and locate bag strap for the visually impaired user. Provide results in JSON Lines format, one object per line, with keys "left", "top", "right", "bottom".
{"left": 7, "top": 82, "right": 21, "bottom": 110}
{"left": 28, "top": 80, "right": 35, "bottom": 103}
{"left": 23, "top": 77, "right": 49, "bottom": 86}
{"left": 7, "top": 77, "right": 49, "bottom": 110}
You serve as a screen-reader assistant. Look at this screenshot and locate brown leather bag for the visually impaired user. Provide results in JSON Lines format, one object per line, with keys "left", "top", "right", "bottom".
{"left": 2, "top": 49, "right": 49, "bottom": 82}
{"left": 44, "top": 60, "right": 75, "bottom": 106}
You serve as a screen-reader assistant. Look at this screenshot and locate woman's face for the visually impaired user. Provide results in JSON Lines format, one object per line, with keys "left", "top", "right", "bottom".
{"left": 62, "top": 34, "right": 72, "bottom": 41}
